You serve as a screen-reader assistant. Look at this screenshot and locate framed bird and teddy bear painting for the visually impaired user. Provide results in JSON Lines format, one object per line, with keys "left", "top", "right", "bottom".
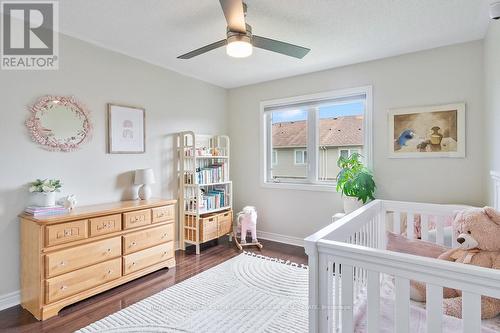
{"left": 389, "top": 103, "right": 465, "bottom": 158}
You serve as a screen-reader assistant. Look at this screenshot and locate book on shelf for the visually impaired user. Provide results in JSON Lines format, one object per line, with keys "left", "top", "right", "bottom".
{"left": 24, "top": 205, "right": 69, "bottom": 217}
{"left": 183, "top": 162, "right": 228, "bottom": 185}
{"left": 195, "top": 163, "right": 228, "bottom": 184}
{"left": 184, "top": 185, "right": 229, "bottom": 213}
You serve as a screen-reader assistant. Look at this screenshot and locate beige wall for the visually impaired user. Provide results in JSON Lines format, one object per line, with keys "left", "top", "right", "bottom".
{"left": 273, "top": 148, "right": 307, "bottom": 179}
{"left": 228, "top": 41, "right": 485, "bottom": 240}
{"left": 273, "top": 146, "right": 362, "bottom": 180}
{"left": 484, "top": 21, "right": 500, "bottom": 205}
{"left": 0, "top": 34, "right": 227, "bottom": 297}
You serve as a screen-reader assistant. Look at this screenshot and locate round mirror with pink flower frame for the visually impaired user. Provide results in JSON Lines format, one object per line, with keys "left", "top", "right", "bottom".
{"left": 26, "top": 96, "right": 93, "bottom": 152}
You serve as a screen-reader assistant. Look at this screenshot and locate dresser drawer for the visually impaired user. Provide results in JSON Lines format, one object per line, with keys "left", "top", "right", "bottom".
{"left": 45, "top": 258, "right": 121, "bottom": 303}
{"left": 123, "top": 209, "right": 151, "bottom": 229}
{"left": 89, "top": 214, "right": 121, "bottom": 237}
{"left": 151, "top": 205, "right": 175, "bottom": 223}
{"left": 45, "top": 237, "right": 121, "bottom": 278}
{"left": 123, "top": 223, "right": 174, "bottom": 255}
{"left": 45, "top": 220, "right": 88, "bottom": 247}
{"left": 123, "top": 242, "right": 174, "bottom": 275}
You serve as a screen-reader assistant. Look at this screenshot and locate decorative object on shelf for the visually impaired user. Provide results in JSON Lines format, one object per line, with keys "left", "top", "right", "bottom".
{"left": 234, "top": 206, "right": 263, "bottom": 251}
{"left": 336, "top": 153, "right": 375, "bottom": 214}
{"left": 61, "top": 194, "right": 77, "bottom": 210}
{"left": 28, "top": 178, "right": 62, "bottom": 207}
{"left": 26, "top": 95, "right": 92, "bottom": 152}
{"left": 135, "top": 168, "right": 155, "bottom": 200}
{"left": 388, "top": 103, "right": 465, "bottom": 158}
{"left": 177, "top": 132, "right": 233, "bottom": 254}
{"left": 108, "top": 104, "right": 145, "bottom": 154}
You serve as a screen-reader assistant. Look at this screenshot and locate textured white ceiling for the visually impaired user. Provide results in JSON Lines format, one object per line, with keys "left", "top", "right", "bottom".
{"left": 59, "top": 0, "right": 490, "bottom": 88}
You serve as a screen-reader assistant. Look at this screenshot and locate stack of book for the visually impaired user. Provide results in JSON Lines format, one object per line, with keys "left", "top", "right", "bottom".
{"left": 201, "top": 186, "right": 229, "bottom": 211}
{"left": 24, "top": 205, "right": 69, "bottom": 217}
{"left": 196, "top": 163, "right": 228, "bottom": 184}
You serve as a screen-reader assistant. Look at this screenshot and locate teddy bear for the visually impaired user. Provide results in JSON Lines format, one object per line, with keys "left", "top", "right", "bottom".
{"left": 410, "top": 207, "right": 500, "bottom": 319}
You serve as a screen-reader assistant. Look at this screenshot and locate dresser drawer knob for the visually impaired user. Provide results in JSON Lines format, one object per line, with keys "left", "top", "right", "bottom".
{"left": 106, "top": 248, "right": 112, "bottom": 254}
{"left": 161, "top": 233, "right": 168, "bottom": 239}
{"left": 107, "top": 269, "right": 113, "bottom": 275}
{"left": 60, "top": 285, "right": 68, "bottom": 291}
{"left": 59, "top": 261, "right": 66, "bottom": 266}
{"left": 131, "top": 262, "right": 136, "bottom": 266}
{"left": 162, "top": 251, "right": 168, "bottom": 256}
{"left": 130, "top": 241, "right": 137, "bottom": 247}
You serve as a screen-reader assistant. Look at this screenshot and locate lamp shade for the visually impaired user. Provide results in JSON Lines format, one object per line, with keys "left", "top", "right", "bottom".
{"left": 134, "top": 168, "right": 155, "bottom": 185}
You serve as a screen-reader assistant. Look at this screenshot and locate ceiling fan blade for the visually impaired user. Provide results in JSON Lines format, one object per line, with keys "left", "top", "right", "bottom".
{"left": 177, "top": 40, "right": 227, "bottom": 59}
{"left": 219, "top": 0, "right": 246, "bottom": 33}
{"left": 253, "top": 35, "right": 310, "bottom": 59}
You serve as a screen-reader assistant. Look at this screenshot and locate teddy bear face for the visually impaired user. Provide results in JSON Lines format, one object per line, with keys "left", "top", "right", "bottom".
{"left": 453, "top": 207, "right": 500, "bottom": 251}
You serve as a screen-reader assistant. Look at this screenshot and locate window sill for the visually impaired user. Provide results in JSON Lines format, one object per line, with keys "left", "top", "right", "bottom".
{"left": 261, "top": 181, "right": 338, "bottom": 192}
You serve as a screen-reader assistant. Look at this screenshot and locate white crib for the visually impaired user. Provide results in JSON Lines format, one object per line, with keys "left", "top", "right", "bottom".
{"left": 304, "top": 199, "right": 500, "bottom": 333}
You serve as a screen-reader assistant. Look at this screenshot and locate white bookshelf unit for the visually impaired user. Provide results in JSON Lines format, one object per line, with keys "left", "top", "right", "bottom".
{"left": 177, "top": 132, "right": 233, "bottom": 254}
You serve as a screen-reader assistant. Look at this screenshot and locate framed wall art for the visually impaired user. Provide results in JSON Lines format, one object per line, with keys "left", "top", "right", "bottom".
{"left": 388, "top": 103, "right": 465, "bottom": 158}
{"left": 108, "top": 104, "right": 145, "bottom": 154}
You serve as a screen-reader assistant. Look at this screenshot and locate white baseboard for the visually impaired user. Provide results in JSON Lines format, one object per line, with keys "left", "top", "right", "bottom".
{"left": 0, "top": 290, "right": 20, "bottom": 311}
{"left": 256, "top": 230, "right": 304, "bottom": 247}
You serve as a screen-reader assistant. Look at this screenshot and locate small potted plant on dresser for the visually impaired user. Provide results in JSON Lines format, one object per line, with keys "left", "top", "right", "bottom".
{"left": 336, "top": 153, "right": 376, "bottom": 214}
{"left": 28, "top": 179, "right": 62, "bottom": 207}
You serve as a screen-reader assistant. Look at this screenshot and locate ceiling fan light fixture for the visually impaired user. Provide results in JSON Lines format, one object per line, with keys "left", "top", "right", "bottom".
{"left": 226, "top": 35, "right": 252, "bottom": 58}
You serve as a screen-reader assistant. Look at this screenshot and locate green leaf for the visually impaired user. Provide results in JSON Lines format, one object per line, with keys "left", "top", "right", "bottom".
{"left": 336, "top": 153, "right": 376, "bottom": 203}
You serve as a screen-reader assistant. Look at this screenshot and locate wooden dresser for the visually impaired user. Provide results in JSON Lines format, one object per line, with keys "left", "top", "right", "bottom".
{"left": 19, "top": 198, "right": 176, "bottom": 320}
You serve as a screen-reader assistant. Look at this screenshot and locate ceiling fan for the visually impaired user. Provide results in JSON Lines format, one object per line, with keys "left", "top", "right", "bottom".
{"left": 177, "top": 0, "right": 310, "bottom": 59}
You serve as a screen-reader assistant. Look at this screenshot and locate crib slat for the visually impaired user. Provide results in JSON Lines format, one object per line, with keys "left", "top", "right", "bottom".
{"left": 407, "top": 212, "right": 414, "bottom": 239}
{"left": 367, "top": 270, "right": 380, "bottom": 333}
{"left": 452, "top": 219, "right": 459, "bottom": 248}
{"left": 394, "top": 212, "right": 401, "bottom": 234}
{"left": 318, "top": 254, "right": 329, "bottom": 332}
{"left": 379, "top": 211, "right": 386, "bottom": 249}
{"left": 341, "top": 264, "right": 354, "bottom": 333}
{"left": 421, "top": 215, "right": 429, "bottom": 241}
{"left": 436, "top": 216, "right": 445, "bottom": 245}
{"left": 426, "top": 284, "right": 442, "bottom": 333}
{"left": 326, "top": 261, "right": 334, "bottom": 333}
{"left": 334, "top": 262, "right": 340, "bottom": 331}
{"left": 462, "top": 292, "right": 481, "bottom": 333}
{"left": 395, "top": 277, "right": 410, "bottom": 333}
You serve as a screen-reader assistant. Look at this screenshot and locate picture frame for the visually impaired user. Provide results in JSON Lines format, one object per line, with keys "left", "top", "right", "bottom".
{"left": 388, "top": 103, "right": 465, "bottom": 158}
{"left": 108, "top": 104, "right": 145, "bottom": 154}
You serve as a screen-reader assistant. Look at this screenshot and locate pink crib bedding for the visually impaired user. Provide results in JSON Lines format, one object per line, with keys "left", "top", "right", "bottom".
{"left": 352, "top": 275, "right": 500, "bottom": 333}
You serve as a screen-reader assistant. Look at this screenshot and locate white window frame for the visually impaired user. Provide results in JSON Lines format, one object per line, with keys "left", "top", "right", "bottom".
{"left": 294, "top": 149, "right": 307, "bottom": 165}
{"left": 260, "top": 86, "right": 373, "bottom": 192}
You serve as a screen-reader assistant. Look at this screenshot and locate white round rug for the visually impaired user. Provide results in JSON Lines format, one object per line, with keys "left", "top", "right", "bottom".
{"left": 77, "top": 253, "right": 309, "bottom": 333}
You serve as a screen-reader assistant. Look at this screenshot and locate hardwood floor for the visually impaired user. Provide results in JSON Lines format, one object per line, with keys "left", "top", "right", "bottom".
{"left": 0, "top": 238, "right": 307, "bottom": 333}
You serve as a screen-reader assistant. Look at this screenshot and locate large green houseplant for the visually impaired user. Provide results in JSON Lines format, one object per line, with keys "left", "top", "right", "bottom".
{"left": 336, "top": 153, "right": 376, "bottom": 213}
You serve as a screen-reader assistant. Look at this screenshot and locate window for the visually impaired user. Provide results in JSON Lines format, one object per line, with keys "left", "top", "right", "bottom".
{"left": 272, "top": 150, "right": 278, "bottom": 165}
{"left": 294, "top": 149, "right": 307, "bottom": 165}
{"left": 339, "top": 148, "right": 359, "bottom": 159}
{"left": 261, "top": 86, "right": 372, "bottom": 189}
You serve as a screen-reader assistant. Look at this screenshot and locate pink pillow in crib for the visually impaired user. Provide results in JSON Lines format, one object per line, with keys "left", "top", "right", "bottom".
{"left": 386, "top": 231, "right": 449, "bottom": 258}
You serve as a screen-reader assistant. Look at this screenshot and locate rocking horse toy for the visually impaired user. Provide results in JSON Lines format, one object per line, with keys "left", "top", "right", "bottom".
{"left": 234, "top": 206, "right": 263, "bottom": 250}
